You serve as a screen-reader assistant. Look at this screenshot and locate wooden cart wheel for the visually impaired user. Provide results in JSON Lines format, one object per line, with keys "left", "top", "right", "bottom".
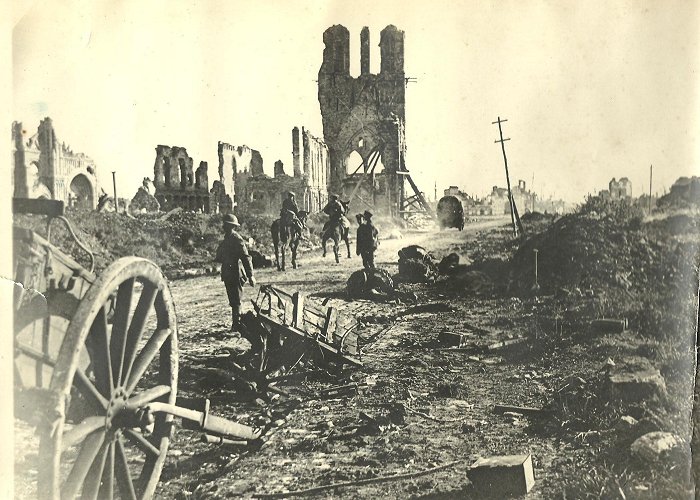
{"left": 38, "top": 257, "right": 178, "bottom": 500}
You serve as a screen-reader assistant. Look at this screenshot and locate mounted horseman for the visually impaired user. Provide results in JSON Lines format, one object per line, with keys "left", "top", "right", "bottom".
{"left": 321, "top": 193, "right": 351, "bottom": 262}
{"left": 271, "top": 192, "right": 308, "bottom": 271}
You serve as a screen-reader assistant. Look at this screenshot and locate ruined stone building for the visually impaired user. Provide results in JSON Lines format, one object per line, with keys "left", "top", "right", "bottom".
{"left": 152, "top": 145, "right": 210, "bottom": 212}
{"left": 293, "top": 126, "right": 329, "bottom": 212}
{"left": 12, "top": 118, "right": 99, "bottom": 209}
{"left": 609, "top": 177, "right": 632, "bottom": 199}
{"left": 213, "top": 128, "right": 329, "bottom": 216}
{"left": 599, "top": 177, "right": 633, "bottom": 200}
{"left": 319, "top": 24, "right": 427, "bottom": 218}
{"left": 486, "top": 180, "right": 536, "bottom": 215}
{"left": 213, "top": 143, "right": 264, "bottom": 213}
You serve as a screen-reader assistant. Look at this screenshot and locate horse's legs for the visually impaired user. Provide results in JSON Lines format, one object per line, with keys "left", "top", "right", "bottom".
{"left": 333, "top": 237, "right": 340, "bottom": 264}
{"left": 322, "top": 236, "right": 327, "bottom": 257}
{"left": 344, "top": 229, "right": 351, "bottom": 258}
{"left": 274, "top": 241, "right": 281, "bottom": 271}
{"left": 291, "top": 239, "right": 298, "bottom": 269}
{"left": 280, "top": 241, "right": 286, "bottom": 271}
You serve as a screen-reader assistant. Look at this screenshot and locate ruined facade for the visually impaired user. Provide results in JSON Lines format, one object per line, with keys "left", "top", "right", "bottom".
{"left": 318, "top": 25, "right": 408, "bottom": 217}
{"left": 599, "top": 177, "right": 633, "bottom": 200}
{"left": 12, "top": 118, "right": 99, "bottom": 209}
{"left": 486, "top": 180, "right": 537, "bottom": 215}
{"left": 295, "top": 126, "right": 330, "bottom": 212}
{"left": 214, "top": 129, "right": 330, "bottom": 216}
{"left": 213, "top": 143, "right": 264, "bottom": 213}
{"left": 153, "top": 145, "right": 210, "bottom": 212}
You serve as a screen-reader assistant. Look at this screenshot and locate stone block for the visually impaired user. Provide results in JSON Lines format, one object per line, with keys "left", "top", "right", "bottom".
{"left": 631, "top": 432, "right": 687, "bottom": 464}
{"left": 438, "top": 331, "right": 469, "bottom": 347}
{"left": 468, "top": 454, "right": 535, "bottom": 497}
{"left": 608, "top": 365, "right": 667, "bottom": 403}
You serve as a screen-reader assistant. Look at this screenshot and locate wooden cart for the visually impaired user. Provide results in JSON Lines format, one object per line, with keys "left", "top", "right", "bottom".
{"left": 13, "top": 199, "right": 260, "bottom": 500}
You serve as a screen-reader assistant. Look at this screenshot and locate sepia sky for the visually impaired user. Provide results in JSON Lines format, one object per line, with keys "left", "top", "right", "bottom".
{"left": 11, "top": 0, "right": 700, "bottom": 203}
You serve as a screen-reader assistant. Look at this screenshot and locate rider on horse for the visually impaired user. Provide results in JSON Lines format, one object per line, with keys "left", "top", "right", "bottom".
{"left": 322, "top": 194, "right": 349, "bottom": 235}
{"left": 280, "top": 192, "right": 304, "bottom": 232}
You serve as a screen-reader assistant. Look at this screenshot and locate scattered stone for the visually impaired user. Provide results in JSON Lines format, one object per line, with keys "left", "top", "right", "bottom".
{"left": 438, "top": 253, "right": 460, "bottom": 275}
{"left": 608, "top": 363, "right": 667, "bottom": 403}
{"left": 630, "top": 432, "right": 687, "bottom": 464}
{"left": 616, "top": 415, "right": 639, "bottom": 431}
{"left": 468, "top": 454, "right": 535, "bottom": 497}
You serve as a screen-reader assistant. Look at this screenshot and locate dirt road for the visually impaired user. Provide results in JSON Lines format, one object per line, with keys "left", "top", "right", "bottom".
{"left": 152, "top": 217, "right": 578, "bottom": 499}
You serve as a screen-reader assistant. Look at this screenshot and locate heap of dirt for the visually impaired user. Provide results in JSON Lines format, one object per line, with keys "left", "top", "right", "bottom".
{"left": 520, "top": 210, "right": 556, "bottom": 223}
{"left": 13, "top": 208, "right": 278, "bottom": 276}
{"left": 513, "top": 208, "right": 697, "bottom": 294}
{"left": 510, "top": 199, "right": 700, "bottom": 338}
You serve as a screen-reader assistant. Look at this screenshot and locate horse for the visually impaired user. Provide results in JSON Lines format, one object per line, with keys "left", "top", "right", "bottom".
{"left": 322, "top": 201, "right": 351, "bottom": 263}
{"left": 271, "top": 210, "right": 308, "bottom": 271}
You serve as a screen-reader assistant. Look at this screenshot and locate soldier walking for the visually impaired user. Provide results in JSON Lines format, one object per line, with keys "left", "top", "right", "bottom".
{"left": 356, "top": 210, "right": 379, "bottom": 269}
{"left": 215, "top": 214, "right": 256, "bottom": 332}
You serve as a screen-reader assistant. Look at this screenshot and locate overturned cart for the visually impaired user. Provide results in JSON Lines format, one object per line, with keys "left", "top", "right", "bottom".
{"left": 235, "top": 285, "right": 363, "bottom": 395}
{"left": 13, "top": 199, "right": 261, "bottom": 500}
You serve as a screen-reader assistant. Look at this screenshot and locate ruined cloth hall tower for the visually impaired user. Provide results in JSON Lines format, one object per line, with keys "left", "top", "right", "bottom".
{"left": 318, "top": 24, "right": 408, "bottom": 216}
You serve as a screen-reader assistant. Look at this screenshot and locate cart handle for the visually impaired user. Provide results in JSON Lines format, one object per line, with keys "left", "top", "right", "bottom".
{"left": 47, "top": 215, "right": 95, "bottom": 273}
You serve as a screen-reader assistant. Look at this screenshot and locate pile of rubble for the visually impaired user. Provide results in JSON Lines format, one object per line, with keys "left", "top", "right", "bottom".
{"left": 510, "top": 210, "right": 700, "bottom": 303}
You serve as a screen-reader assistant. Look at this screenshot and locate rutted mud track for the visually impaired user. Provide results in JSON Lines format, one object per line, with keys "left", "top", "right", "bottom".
{"left": 154, "top": 219, "right": 567, "bottom": 499}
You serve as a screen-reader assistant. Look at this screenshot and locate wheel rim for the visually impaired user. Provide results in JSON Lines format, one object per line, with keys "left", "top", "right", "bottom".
{"left": 38, "top": 257, "right": 178, "bottom": 500}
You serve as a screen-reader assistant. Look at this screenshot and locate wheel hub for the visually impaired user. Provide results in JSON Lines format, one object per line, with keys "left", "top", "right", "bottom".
{"left": 105, "top": 387, "right": 128, "bottom": 434}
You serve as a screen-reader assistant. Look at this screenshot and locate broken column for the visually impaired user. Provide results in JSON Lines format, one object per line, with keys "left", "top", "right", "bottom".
{"left": 292, "top": 126, "right": 302, "bottom": 177}
{"left": 302, "top": 127, "right": 311, "bottom": 177}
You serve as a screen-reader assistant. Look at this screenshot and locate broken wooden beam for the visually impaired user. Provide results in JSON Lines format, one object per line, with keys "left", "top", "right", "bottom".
{"left": 486, "top": 337, "right": 528, "bottom": 352}
{"left": 493, "top": 404, "right": 549, "bottom": 417}
{"left": 590, "top": 318, "right": 628, "bottom": 333}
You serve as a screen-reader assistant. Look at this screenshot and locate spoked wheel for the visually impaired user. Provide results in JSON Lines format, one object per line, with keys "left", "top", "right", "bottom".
{"left": 38, "top": 257, "right": 178, "bottom": 500}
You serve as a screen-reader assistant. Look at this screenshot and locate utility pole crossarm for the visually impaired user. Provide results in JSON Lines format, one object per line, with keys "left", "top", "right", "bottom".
{"left": 492, "top": 116, "right": 523, "bottom": 238}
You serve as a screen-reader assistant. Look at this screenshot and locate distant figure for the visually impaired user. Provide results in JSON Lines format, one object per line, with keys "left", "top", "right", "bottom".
{"left": 321, "top": 194, "right": 352, "bottom": 262}
{"left": 322, "top": 194, "right": 349, "bottom": 232}
{"left": 356, "top": 210, "right": 379, "bottom": 269}
{"left": 280, "top": 191, "right": 303, "bottom": 232}
{"left": 214, "top": 214, "right": 256, "bottom": 332}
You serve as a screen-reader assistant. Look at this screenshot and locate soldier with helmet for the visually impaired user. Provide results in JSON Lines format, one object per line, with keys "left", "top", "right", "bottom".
{"left": 322, "top": 193, "right": 349, "bottom": 234}
{"left": 356, "top": 210, "right": 379, "bottom": 269}
{"left": 281, "top": 191, "right": 303, "bottom": 231}
{"left": 214, "top": 214, "right": 256, "bottom": 332}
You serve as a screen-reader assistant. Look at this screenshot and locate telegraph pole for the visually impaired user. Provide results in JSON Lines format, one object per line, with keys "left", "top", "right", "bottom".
{"left": 648, "top": 165, "right": 653, "bottom": 215}
{"left": 492, "top": 116, "right": 522, "bottom": 237}
{"left": 112, "top": 171, "right": 118, "bottom": 213}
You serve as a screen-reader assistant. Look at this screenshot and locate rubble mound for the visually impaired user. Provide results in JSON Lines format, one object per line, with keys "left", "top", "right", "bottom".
{"left": 129, "top": 187, "right": 160, "bottom": 213}
{"left": 520, "top": 211, "right": 554, "bottom": 223}
{"left": 511, "top": 210, "right": 700, "bottom": 299}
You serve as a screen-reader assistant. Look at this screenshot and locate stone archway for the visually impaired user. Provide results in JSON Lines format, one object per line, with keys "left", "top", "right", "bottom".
{"left": 69, "top": 174, "right": 94, "bottom": 209}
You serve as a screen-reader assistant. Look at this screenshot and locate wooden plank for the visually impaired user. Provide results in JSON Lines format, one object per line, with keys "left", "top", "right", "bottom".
{"left": 493, "top": 404, "right": 549, "bottom": 417}
{"left": 292, "top": 292, "right": 305, "bottom": 328}
{"left": 322, "top": 307, "right": 338, "bottom": 343}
